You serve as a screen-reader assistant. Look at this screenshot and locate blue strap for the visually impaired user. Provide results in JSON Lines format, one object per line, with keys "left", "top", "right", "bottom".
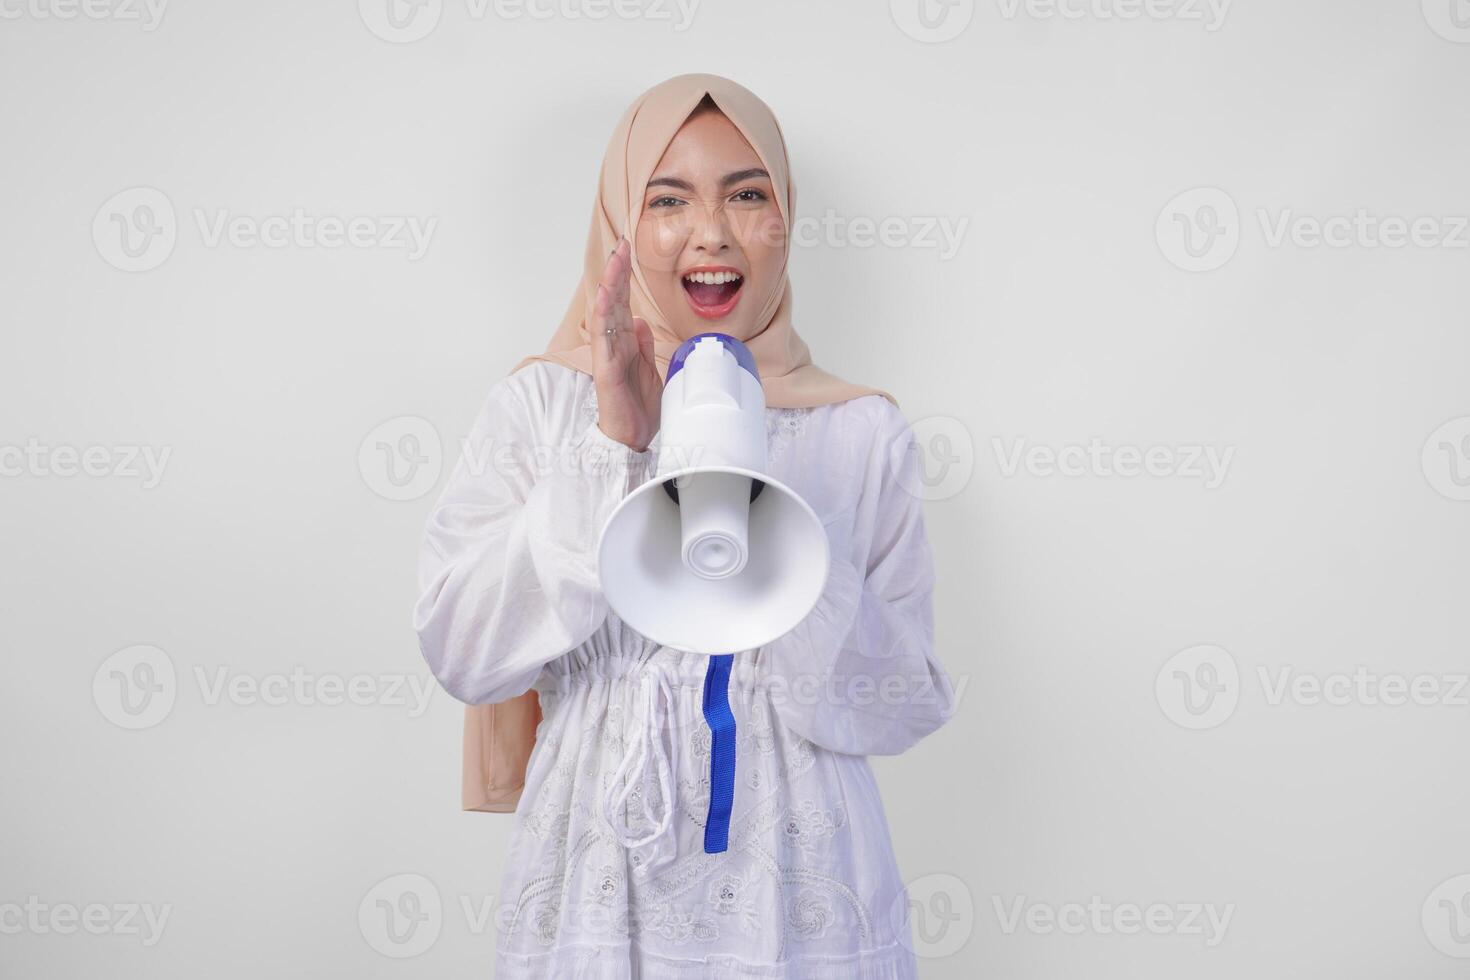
{"left": 701, "top": 654, "right": 736, "bottom": 854}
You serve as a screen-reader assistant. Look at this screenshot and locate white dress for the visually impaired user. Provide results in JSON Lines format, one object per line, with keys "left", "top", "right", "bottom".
{"left": 415, "top": 361, "right": 955, "bottom": 979}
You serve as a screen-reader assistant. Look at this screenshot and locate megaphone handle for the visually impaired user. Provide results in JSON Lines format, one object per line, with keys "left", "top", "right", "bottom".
{"left": 661, "top": 478, "right": 767, "bottom": 505}
{"left": 701, "top": 654, "right": 737, "bottom": 854}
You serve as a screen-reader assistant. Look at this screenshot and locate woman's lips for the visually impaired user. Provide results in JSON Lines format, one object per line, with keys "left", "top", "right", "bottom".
{"left": 681, "top": 271, "right": 744, "bottom": 320}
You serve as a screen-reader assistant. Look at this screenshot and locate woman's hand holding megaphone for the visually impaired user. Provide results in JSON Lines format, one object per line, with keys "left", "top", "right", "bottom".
{"left": 591, "top": 236, "right": 663, "bottom": 453}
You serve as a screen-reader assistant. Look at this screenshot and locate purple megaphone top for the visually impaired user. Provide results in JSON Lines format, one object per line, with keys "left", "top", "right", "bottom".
{"left": 664, "top": 333, "right": 760, "bottom": 384}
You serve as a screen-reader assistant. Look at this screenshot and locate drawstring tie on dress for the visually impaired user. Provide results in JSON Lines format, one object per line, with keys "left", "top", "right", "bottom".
{"left": 600, "top": 657, "right": 739, "bottom": 858}
{"left": 602, "top": 666, "right": 680, "bottom": 850}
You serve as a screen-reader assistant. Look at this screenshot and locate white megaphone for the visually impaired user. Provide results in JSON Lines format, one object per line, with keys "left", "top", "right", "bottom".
{"left": 597, "top": 333, "right": 829, "bottom": 655}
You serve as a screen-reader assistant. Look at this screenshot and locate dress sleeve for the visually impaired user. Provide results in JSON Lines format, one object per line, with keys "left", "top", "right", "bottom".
{"left": 759, "top": 399, "right": 956, "bottom": 756}
{"left": 413, "top": 365, "right": 655, "bottom": 705}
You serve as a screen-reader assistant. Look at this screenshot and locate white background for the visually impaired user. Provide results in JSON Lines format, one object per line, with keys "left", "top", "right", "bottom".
{"left": 3, "top": 0, "right": 1470, "bottom": 977}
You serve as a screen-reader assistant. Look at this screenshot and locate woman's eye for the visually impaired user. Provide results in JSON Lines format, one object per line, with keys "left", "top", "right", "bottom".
{"left": 648, "top": 196, "right": 684, "bottom": 209}
{"left": 731, "top": 188, "right": 768, "bottom": 203}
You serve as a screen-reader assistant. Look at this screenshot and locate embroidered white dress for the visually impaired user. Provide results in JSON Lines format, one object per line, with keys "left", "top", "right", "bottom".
{"left": 415, "top": 361, "right": 954, "bottom": 979}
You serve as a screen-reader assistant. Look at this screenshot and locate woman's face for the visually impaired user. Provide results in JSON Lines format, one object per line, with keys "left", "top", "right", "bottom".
{"left": 633, "top": 108, "right": 787, "bottom": 341}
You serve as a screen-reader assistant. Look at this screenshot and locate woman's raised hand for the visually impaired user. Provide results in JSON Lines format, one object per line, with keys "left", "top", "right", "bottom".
{"left": 590, "top": 237, "right": 663, "bottom": 453}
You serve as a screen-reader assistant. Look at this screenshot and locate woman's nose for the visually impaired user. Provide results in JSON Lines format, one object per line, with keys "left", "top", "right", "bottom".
{"left": 690, "top": 203, "right": 733, "bottom": 253}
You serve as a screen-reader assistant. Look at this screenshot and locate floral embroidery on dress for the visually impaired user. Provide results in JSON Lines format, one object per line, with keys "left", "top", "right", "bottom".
{"left": 676, "top": 771, "right": 712, "bottom": 829}
{"left": 707, "top": 869, "right": 761, "bottom": 934}
{"left": 780, "top": 800, "right": 849, "bottom": 853}
{"left": 766, "top": 407, "right": 812, "bottom": 465}
{"left": 580, "top": 380, "right": 601, "bottom": 433}
{"left": 769, "top": 406, "right": 810, "bottom": 441}
{"left": 736, "top": 698, "right": 777, "bottom": 755}
{"left": 532, "top": 898, "right": 562, "bottom": 946}
{"left": 780, "top": 869, "right": 873, "bottom": 942}
{"left": 689, "top": 724, "right": 712, "bottom": 759}
{"left": 600, "top": 702, "right": 626, "bottom": 749}
{"left": 541, "top": 757, "right": 577, "bottom": 795}
{"left": 621, "top": 765, "right": 668, "bottom": 830}
{"left": 523, "top": 802, "right": 571, "bottom": 847}
{"left": 706, "top": 872, "right": 744, "bottom": 914}
{"left": 783, "top": 735, "right": 816, "bottom": 779}
{"left": 786, "top": 887, "right": 836, "bottom": 940}
{"left": 587, "top": 863, "right": 625, "bottom": 906}
{"left": 746, "top": 766, "right": 765, "bottom": 792}
{"left": 635, "top": 903, "right": 720, "bottom": 945}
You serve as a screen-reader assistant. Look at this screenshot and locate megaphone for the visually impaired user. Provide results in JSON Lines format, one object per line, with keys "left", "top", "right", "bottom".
{"left": 597, "top": 332, "right": 829, "bottom": 656}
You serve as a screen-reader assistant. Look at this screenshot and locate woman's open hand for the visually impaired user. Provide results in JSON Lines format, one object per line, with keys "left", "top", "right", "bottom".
{"left": 590, "top": 237, "right": 663, "bottom": 452}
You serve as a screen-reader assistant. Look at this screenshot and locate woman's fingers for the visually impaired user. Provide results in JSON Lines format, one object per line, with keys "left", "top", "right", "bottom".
{"left": 632, "top": 316, "right": 655, "bottom": 368}
{"left": 593, "top": 239, "right": 635, "bottom": 369}
{"left": 588, "top": 239, "right": 660, "bottom": 450}
{"left": 601, "top": 239, "right": 627, "bottom": 299}
{"left": 602, "top": 238, "right": 628, "bottom": 325}
{"left": 613, "top": 237, "right": 631, "bottom": 308}
{"left": 592, "top": 282, "right": 615, "bottom": 364}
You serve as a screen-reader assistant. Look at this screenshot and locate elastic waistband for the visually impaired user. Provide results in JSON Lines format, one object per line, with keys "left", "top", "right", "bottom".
{"left": 536, "top": 647, "right": 766, "bottom": 694}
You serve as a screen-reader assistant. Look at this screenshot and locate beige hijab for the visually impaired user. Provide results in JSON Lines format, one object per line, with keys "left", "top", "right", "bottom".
{"left": 463, "top": 73, "right": 896, "bottom": 813}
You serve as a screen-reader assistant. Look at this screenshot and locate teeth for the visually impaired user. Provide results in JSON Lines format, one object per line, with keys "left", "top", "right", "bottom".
{"left": 683, "top": 271, "right": 742, "bottom": 285}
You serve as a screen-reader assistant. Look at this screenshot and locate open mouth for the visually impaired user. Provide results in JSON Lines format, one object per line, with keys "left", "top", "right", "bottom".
{"left": 681, "top": 269, "right": 744, "bottom": 320}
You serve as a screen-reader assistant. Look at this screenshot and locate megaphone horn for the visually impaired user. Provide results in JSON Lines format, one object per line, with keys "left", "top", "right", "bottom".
{"left": 597, "top": 333, "right": 830, "bottom": 656}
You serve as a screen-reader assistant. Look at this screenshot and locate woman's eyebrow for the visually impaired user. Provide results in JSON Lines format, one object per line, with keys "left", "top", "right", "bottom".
{"left": 645, "top": 168, "right": 771, "bottom": 193}
{"left": 646, "top": 175, "right": 695, "bottom": 192}
{"left": 720, "top": 168, "right": 769, "bottom": 187}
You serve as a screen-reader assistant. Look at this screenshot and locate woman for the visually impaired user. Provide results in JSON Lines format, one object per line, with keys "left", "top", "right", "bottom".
{"left": 415, "top": 73, "right": 954, "bottom": 979}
